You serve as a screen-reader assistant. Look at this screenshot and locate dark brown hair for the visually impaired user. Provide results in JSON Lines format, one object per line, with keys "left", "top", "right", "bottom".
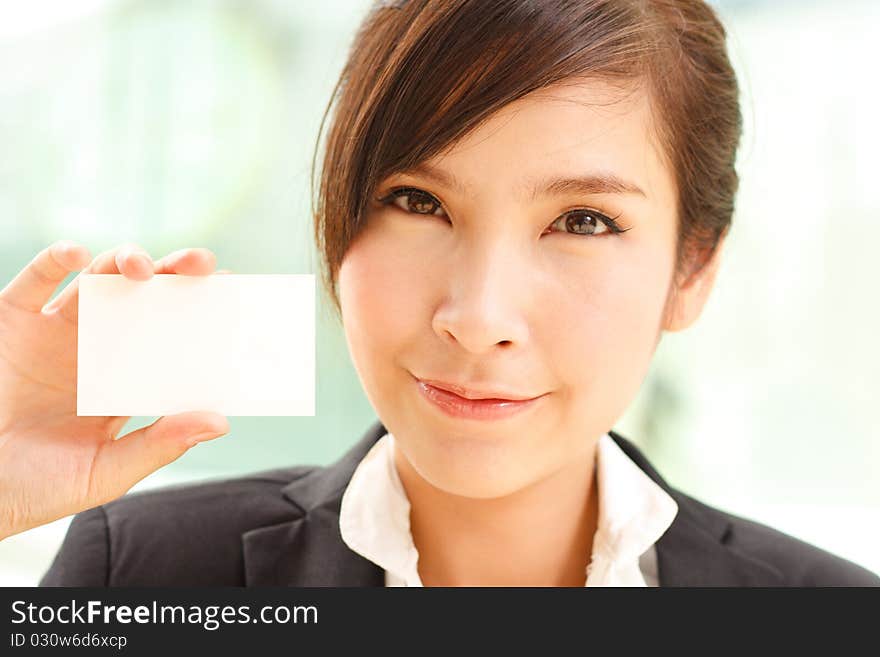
{"left": 311, "top": 0, "right": 741, "bottom": 319}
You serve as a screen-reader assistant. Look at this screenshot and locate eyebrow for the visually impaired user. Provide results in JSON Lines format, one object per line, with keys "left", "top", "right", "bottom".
{"left": 402, "top": 161, "right": 647, "bottom": 200}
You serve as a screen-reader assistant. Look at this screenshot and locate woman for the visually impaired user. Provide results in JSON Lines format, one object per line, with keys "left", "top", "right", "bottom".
{"left": 3, "top": 0, "right": 878, "bottom": 586}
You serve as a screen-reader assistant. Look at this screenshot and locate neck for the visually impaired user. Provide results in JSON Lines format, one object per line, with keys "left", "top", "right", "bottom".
{"left": 393, "top": 439, "right": 600, "bottom": 587}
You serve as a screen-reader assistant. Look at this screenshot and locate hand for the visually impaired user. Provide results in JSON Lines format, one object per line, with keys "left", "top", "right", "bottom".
{"left": 0, "top": 241, "right": 232, "bottom": 540}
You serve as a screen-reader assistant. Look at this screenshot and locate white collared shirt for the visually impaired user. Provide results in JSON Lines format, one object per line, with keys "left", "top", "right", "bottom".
{"left": 339, "top": 430, "right": 678, "bottom": 586}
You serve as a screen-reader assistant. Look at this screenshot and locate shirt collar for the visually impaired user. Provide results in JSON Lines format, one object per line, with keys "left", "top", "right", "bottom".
{"left": 586, "top": 433, "right": 679, "bottom": 585}
{"left": 339, "top": 431, "right": 678, "bottom": 586}
{"left": 339, "top": 431, "right": 421, "bottom": 584}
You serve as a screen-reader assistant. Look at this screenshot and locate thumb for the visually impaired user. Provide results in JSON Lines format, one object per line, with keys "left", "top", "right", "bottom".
{"left": 92, "top": 411, "right": 230, "bottom": 502}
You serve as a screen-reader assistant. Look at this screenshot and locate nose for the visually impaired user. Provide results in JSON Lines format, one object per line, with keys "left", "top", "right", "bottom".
{"left": 431, "top": 240, "right": 531, "bottom": 355}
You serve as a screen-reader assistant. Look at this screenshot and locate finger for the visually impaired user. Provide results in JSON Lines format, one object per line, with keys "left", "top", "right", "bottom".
{"left": 91, "top": 411, "right": 230, "bottom": 502}
{"left": 105, "top": 415, "right": 132, "bottom": 439}
{"left": 114, "top": 244, "right": 155, "bottom": 281}
{"left": 44, "top": 243, "right": 153, "bottom": 324}
{"left": 154, "top": 248, "right": 217, "bottom": 276}
{"left": 0, "top": 241, "right": 91, "bottom": 313}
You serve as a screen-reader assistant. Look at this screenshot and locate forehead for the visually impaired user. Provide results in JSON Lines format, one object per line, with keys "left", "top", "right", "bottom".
{"left": 423, "top": 79, "right": 671, "bottom": 204}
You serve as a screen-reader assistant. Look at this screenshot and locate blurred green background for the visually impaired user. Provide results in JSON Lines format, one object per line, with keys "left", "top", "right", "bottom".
{"left": 1, "top": 0, "right": 878, "bottom": 584}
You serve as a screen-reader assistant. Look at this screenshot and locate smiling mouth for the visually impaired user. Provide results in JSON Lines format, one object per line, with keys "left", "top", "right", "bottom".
{"left": 413, "top": 376, "right": 547, "bottom": 421}
{"left": 414, "top": 376, "right": 543, "bottom": 401}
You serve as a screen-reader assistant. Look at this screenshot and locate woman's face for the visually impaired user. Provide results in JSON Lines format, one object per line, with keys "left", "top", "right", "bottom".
{"left": 338, "top": 79, "right": 718, "bottom": 499}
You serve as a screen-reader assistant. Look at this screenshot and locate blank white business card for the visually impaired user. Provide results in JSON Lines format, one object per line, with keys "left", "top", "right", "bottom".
{"left": 77, "top": 274, "right": 315, "bottom": 417}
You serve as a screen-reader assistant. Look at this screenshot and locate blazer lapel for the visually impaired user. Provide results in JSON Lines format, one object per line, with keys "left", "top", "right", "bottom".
{"left": 244, "top": 418, "right": 785, "bottom": 586}
{"left": 242, "top": 420, "right": 387, "bottom": 586}
{"left": 609, "top": 430, "right": 786, "bottom": 586}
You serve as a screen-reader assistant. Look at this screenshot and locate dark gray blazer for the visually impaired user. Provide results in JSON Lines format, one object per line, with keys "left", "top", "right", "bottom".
{"left": 39, "top": 419, "right": 880, "bottom": 587}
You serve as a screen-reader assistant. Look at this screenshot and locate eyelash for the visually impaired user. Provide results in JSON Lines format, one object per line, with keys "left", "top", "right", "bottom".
{"left": 375, "top": 186, "right": 632, "bottom": 237}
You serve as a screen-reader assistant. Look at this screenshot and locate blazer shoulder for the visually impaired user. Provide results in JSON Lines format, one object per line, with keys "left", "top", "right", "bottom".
{"left": 99, "top": 463, "right": 316, "bottom": 521}
{"left": 678, "top": 491, "right": 880, "bottom": 587}
{"left": 40, "top": 464, "right": 318, "bottom": 587}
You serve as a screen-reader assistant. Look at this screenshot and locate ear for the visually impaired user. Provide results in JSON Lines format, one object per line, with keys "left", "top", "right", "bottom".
{"left": 662, "top": 228, "right": 728, "bottom": 333}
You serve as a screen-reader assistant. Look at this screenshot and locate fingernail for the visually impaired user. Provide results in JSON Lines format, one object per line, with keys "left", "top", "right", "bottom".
{"left": 188, "top": 430, "right": 227, "bottom": 447}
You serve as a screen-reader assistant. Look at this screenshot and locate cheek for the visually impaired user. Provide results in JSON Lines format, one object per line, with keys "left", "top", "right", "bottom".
{"left": 546, "top": 245, "right": 673, "bottom": 424}
{"left": 338, "top": 225, "right": 428, "bottom": 384}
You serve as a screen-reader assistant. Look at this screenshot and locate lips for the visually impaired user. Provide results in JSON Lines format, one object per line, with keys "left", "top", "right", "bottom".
{"left": 414, "top": 376, "right": 547, "bottom": 421}
{"left": 416, "top": 377, "right": 541, "bottom": 401}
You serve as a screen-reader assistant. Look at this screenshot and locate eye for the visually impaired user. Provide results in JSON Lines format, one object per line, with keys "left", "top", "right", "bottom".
{"left": 377, "top": 187, "right": 447, "bottom": 217}
{"left": 544, "top": 209, "right": 631, "bottom": 238}
{"left": 376, "top": 186, "right": 632, "bottom": 238}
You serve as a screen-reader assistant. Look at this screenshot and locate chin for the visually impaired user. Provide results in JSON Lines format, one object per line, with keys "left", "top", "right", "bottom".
{"left": 402, "top": 430, "right": 538, "bottom": 500}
